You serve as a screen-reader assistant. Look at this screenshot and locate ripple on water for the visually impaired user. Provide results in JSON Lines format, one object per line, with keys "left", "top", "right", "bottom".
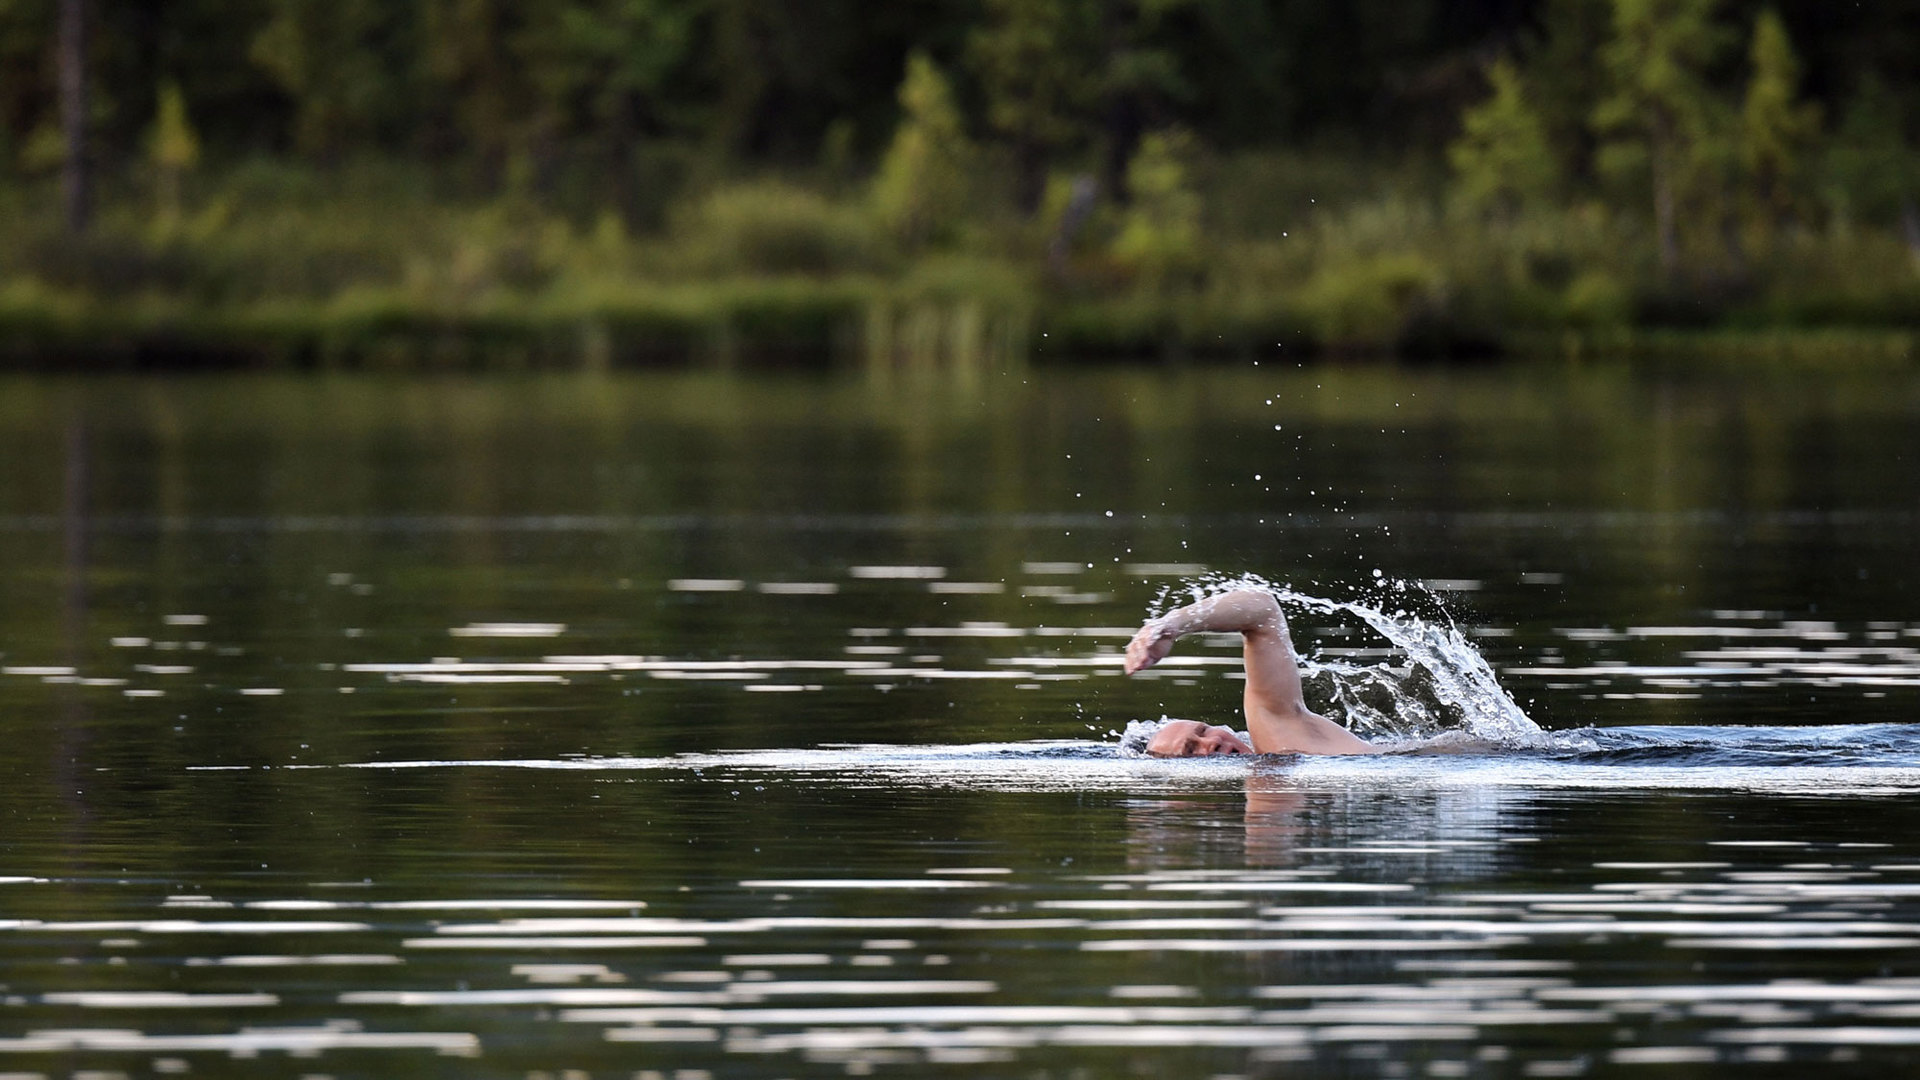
{"left": 12, "top": 563, "right": 1920, "bottom": 1072}
{"left": 10, "top": 839, "right": 1920, "bottom": 1071}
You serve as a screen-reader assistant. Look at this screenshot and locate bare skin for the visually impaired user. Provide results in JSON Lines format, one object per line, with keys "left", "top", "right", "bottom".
{"left": 1124, "top": 589, "right": 1377, "bottom": 757}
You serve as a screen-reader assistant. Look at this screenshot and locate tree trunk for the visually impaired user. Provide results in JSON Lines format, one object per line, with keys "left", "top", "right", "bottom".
{"left": 1651, "top": 141, "right": 1679, "bottom": 277}
{"left": 609, "top": 91, "right": 640, "bottom": 226}
{"left": 1099, "top": 0, "right": 1141, "bottom": 206}
{"left": 58, "top": 0, "right": 90, "bottom": 234}
{"left": 1014, "top": 136, "right": 1044, "bottom": 217}
{"left": 1102, "top": 93, "right": 1141, "bottom": 206}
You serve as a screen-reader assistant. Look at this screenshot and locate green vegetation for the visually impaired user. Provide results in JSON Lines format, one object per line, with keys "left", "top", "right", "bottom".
{"left": 1, "top": 0, "right": 1916, "bottom": 367}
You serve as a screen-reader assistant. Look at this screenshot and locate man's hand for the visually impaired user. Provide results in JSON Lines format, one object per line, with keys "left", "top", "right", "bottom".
{"left": 1124, "top": 619, "right": 1178, "bottom": 674}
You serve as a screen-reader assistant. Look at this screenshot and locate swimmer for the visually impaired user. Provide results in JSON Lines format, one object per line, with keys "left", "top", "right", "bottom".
{"left": 1124, "top": 588, "right": 1377, "bottom": 757}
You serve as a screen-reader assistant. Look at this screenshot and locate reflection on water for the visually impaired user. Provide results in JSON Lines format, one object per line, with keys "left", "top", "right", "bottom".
{"left": 10, "top": 816, "right": 1920, "bottom": 1073}
{"left": 2, "top": 367, "right": 1919, "bottom": 1076}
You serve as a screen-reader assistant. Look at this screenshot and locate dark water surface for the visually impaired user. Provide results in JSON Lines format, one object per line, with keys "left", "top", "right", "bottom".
{"left": 2, "top": 364, "right": 1919, "bottom": 1077}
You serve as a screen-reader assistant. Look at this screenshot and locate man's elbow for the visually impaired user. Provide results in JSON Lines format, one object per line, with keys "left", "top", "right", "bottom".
{"left": 1232, "top": 589, "right": 1283, "bottom": 630}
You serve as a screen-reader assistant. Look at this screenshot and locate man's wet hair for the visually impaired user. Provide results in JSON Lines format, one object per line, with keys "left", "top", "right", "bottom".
{"left": 1118, "top": 716, "right": 1252, "bottom": 757}
{"left": 1117, "top": 717, "right": 1172, "bottom": 757}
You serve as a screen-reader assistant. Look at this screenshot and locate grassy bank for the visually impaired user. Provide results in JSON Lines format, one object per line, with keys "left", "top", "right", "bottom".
{"left": 2, "top": 158, "right": 1917, "bottom": 370}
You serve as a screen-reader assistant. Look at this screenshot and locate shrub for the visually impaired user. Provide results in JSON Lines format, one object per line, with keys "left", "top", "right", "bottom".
{"left": 1294, "top": 252, "right": 1445, "bottom": 348}
{"left": 1561, "top": 270, "right": 1633, "bottom": 328}
{"left": 1111, "top": 130, "right": 1203, "bottom": 288}
{"left": 676, "top": 181, "right": 888, "bottom": 276}
{"left": 871, "top": 53, "right": 974, "bottom": 248}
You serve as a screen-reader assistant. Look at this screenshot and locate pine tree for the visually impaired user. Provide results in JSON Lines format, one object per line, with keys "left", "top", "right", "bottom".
{"left": 518, "top": 0, "right": 692, "bottom": 219}
{"left": 1521, "top": 0, "right": 1612, "bottom": 184}
{"left": 1592, "top": 0, "right": 1731, "bottom": 275}
{"left": 148, "top": 80, "right": 199, "bottom": 228}
{"left": 1825, "top": 75, "right": 1920, "bottom": 259}
{"left": 420, "top": 0, "right": 532, "bottom": 186}
{"left": 871, "top": 52, "right": 973, "bottom": 248}
{"left": 1449, "top": 59, "right": 1559, "bottom": 216}
{"left": 1739, "top": 9, "right": 1819, "bottom": 230}
{"left": 1111, "top": 127, "right": 1201, "bottom": 287}
{"left": 1092, "top": 0, "right": 1191, "bottom": 203}
{"left": 57, "top": 0, "right": 88, "bottom": 231}
{"left": 970, "top": 0, "right": 1098, "bottom": 216}
{"left": 250, "top": 0, "right": 415, "bottom": 160}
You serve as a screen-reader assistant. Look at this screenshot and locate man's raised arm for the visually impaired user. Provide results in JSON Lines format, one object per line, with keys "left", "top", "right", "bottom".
{"left": 1124, "top": 589, "right": 1376, "bottom": 755}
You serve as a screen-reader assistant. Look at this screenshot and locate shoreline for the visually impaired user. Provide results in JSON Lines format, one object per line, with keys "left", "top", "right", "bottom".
{"left": 3, "top": 290, "right": 1912, "bottom": 371}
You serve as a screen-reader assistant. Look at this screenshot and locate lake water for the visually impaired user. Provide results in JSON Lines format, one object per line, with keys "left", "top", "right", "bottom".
{"left": 2, "top": 363, "right": 1918, "bottom": 1078}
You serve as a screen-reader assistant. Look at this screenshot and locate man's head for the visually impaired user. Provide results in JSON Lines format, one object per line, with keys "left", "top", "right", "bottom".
{"left": 1147, "top": 719, "right": 1254, "bottom": 757}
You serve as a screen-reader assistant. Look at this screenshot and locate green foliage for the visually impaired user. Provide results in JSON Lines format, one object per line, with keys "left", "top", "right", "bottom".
{"left": 1101, "top": 1, "right": 1191, "bottom": 109}
{"left": 1449, "top": 60, "right": 1559, "bottom": 215}
{"left": 969, "top": 0, "right": 1098, "bottom": 208}
{"left": 676, "top": 181, "right": 886, "bottom": 277}
{"left": 966, "top": 0, "right": 1195, "bottom": 210}
{"left": 1824, "top": 75, "right": 1920, "bottom": 228}
{"left": 1592, "top": 0, "right": 1733, "bottom": 273}
{"left": 1295, "top": 252, "right": 1444, "bottom": 349}
{"left": 418, "top": 0, "right": 531, "bottom": 177}
{"left": 0, "top": 0, "right": 48, "bottom": 165}
{"left": 148, "top": 83, "right": 201, "bottom": 174}
{"left": 2, "top": 0, "right": 1920, "bottom": 362}
{"left": 1739, "top": 9, "right": 1820, "bottom": 227}
{"left": 19, "top": 227, "right": 216, "bottom": 301}
{"left": 519, "top": 0, "right": 691, "bottom": 168}
{"left": 1593, "top": 0, "right": 1728, "bottom": 138}
{"left": 1561, "top": 268, "right": 1632, "bottom": 328}
{"left": 526, "top": 0, "right": 689, "bottom": 116}
{"left": 0, "top": 0, "right": 1909, "bottom": 205}
{"left": 148, "top": 81, "right": 200, "bottom": 230}
{"left": 871, "top": 53, "right": 973, "bottom": 248}
{"left": 19, "top": 120, "right": 62, "bottom": 174}
{"left": 969, "top": 0, "right": 1091, "bottom": 150}
{"left": 1520, "top": 0, "right": 1612, "bottom": 183}
{"left": 1202, "top": 150, "right": 1385, "bottom": 239}
{"left": 250, "top": 0, "right": 417, "bottom": 158}
{"left": 1110, "top": 129, "right": 1201, "bottom": 286}
{"left": 891, "top": 254, "right": 1034, "bottom": 308}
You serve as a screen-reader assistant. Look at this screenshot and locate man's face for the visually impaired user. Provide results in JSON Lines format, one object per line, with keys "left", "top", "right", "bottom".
{"left": 1147, "top": 720, "right": 1254, "bottom": 757}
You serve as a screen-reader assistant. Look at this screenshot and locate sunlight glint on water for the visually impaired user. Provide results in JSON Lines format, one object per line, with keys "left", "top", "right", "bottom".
{"left": 2, "top": 368, "right": 1919, "bottom": 1076}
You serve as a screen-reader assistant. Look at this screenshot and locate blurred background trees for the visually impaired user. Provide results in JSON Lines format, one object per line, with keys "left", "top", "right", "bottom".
{"left": 0, "top": 0, "right": 1916, "bottom": 359}
{"left": 9, "top": 0, "right": 1908, "bottom": 214}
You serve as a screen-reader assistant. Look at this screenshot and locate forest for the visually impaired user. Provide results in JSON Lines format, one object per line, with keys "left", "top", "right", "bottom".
{"left": 2, "top": 0, "right": 1917, "bottom": 366}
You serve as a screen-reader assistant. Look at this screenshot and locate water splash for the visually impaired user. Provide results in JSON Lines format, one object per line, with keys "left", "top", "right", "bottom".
{"left": 1151, "top": 572, "right": 1542, "bottom": 747}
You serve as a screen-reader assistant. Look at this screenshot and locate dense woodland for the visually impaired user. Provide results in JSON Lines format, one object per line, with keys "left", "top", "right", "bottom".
{"left": 2, "top": 0, "right": 1918, "bottom": 364}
